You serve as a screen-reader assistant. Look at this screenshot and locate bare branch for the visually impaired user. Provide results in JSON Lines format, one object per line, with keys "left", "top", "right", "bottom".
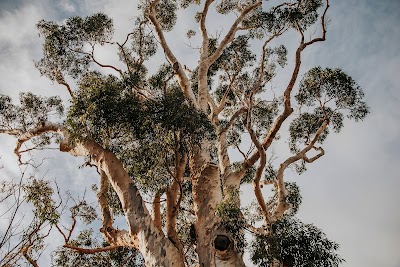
{"left": 20, "top": 245, "right": 39, "bottom": 267}
{"left": 91, "top": 45, "right": 123, "bottom": 75}
{"left": 303, "top": 146, "right": 325, "bottom": 163}
{"left": 303, "top": 0, "right": 330, "bottom": 47}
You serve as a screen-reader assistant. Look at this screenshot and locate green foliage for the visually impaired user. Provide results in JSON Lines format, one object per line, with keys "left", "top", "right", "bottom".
{"left": 290, "top": 67, "right": 369, "bottom": 153}
{"left": 67, "top": 71, "right": 143, "bottom": 145}
{"left": 211, "top": 35, "right": 256, "bottom": 76}
{"left": 36, "top": 13, "right": 113, "bottom": 80}
{"left": 249, "top": 99, "right": 279, "bottom": 137}
{"left": 215, "top": 0, "right": 237, "bottom": 15}
{"left": 148, "top": 64, "right": 173, "bottom": 91}
{"left": 130, "top": 21, "right": 158, "bottom": 61}
{"left": 232, "top": 162, "right": 256, "bottom": 184}
{"left": 296, "top": 67, "right": 370, "bottom": 121}
{"left": 70, "top": 201, "right": 98, "bottom": 224}
{"left": 264, "top": 164, "right": 277, "bottom": 182}
{"left": 0, "top": 2, "right": 370, "bottom": 265}
{"left": 284, "top": 182, "right": 302, "bottom": 216}
{"left": 242, "top": 0, "right": 322, "bottom": 39}
{"left": 260, "top": 180, "right": 302, "bottom": 217}
{"left": 289, "top": 111, "right": 329, "bottom": 153}
{"left": 24, "top": 179, "right": 59, "bottom": 224}
{"left": 67, "top": 71, "right": 214, "bottom": 196}
{"left": 251, "top": 217, "right": 344, "bottom": 267}
{"left": 179, "top": 0, "right": 200, "bottom": 8}
{"left": 0, "top": 93, "right": 63, "bottom": 131}
{"left": 148, "top": 87, "right": 215, "bottom": 146}
{"left": 155, "top": 0, "right": 178, "bottom": 31}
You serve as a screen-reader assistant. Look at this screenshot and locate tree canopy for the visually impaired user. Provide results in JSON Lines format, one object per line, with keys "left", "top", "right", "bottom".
{"left": 0, "top": 0, "right": 369, "bottom": 266}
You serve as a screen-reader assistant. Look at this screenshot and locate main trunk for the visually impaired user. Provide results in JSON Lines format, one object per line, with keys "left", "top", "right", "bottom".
{"left": 190, "top": 148, "right": 246, "bottom": 266}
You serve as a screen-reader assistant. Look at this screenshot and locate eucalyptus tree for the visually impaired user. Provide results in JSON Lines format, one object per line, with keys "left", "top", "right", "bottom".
{"left": 0, "top": 0, "right": 369, "bottom": 266}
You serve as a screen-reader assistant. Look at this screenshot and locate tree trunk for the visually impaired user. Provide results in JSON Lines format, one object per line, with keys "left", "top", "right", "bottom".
{"left": 190, "top": 149, "right": 245, "bottom": 266}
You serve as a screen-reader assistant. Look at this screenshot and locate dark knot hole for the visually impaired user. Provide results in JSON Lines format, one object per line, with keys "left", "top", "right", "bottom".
{"left": 214, "top": 235, "right": 231, "bottom": 251}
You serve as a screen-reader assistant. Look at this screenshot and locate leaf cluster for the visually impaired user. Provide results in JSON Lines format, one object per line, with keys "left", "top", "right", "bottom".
{"left": 35, "top": 13, "right": 114, "bottom": 80}
{"left": 251, "top": 217, "right": 344, "bottom": 267}
{"left": 296, "top": 67, "right": 369, "bottom": 121}
{"left": 0, "top": 93, "right": 63, "bottom": 131}
{"left": 24, "top": 179, "right": 59, "bottom": 224}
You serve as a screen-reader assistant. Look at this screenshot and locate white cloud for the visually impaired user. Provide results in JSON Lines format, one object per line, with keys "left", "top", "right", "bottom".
{"left": 59, "top": 0, "right": 76, "bottom": 13}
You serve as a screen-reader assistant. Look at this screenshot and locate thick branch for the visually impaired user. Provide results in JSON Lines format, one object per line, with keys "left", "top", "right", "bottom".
{"left": 20, "top": 245, "right": 39, "bottom": 267}
{"left": 200, "top": 0, "right": 215, "bottom": 56}
{"left": 197, "top": 0, "right": 215, "bottom": 112}
{"left": 147, "top": 0, "right": 197, "bottom": 106}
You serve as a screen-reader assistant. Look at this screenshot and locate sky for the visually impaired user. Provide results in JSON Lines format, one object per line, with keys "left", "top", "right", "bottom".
{"left": 0, "top": 0, "right": 399, "bottom": 266}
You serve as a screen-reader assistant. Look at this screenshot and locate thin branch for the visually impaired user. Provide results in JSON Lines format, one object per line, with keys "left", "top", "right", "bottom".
{"left": 52, "top": 68, "right": 74, "bottom": 99}
{"left": 55, "top": 224, "right": 67, "bottom": 243}
{"left": 303, "top": 146, "right": 325, "bottom": 163}
{"left": 91, "top": 45, "right": 123, "bottom": 75}
{"left": 304, "top": 0, "right": 330, "bottom": 46}
{"left": 220, "top": 107, "right": 247, "bottom": 133}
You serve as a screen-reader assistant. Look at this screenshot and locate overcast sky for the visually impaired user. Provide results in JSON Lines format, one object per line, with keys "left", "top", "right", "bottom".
{"left": 0, "top": 0, "right": 399, "bottom": 266}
